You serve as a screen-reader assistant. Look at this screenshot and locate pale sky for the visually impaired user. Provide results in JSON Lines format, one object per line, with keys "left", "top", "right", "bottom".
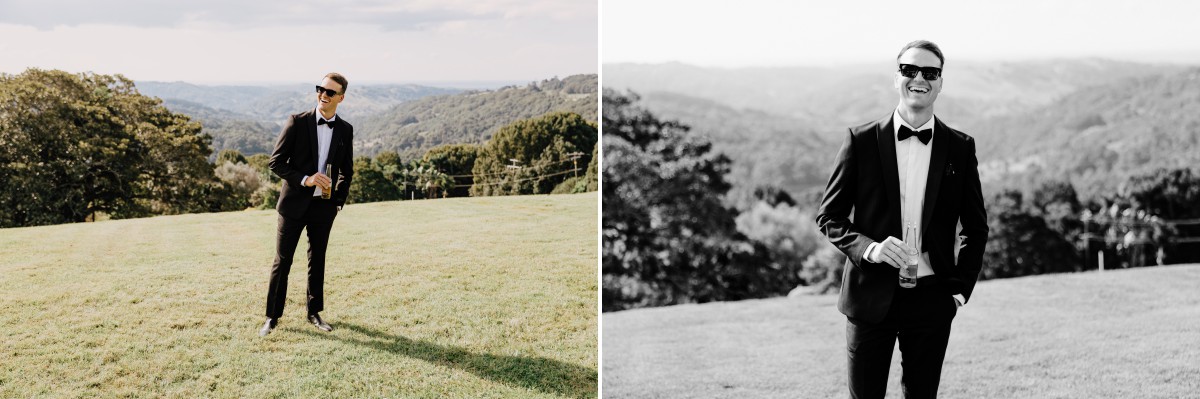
{"left": 603, "top": 0, "right": 1200, "bottom": 67}
{"left": 0, "top": 0, "right": 598, "bottom": 84}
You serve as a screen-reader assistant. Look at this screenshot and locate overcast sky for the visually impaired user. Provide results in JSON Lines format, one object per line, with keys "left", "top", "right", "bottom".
{"left": 0, "top": 0, "right": 597, "bottom": 85}
{"left": 603, "top": 0, "right": 1200, "bottom": 67}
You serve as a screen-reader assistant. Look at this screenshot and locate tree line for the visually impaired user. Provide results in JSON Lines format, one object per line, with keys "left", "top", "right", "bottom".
{"left": 602, "top": 89, "right": 1200, "bottom": 312}
{"left": 603, "top": 90, "right": 822, "bottom": 311}
{"left": 339, "top": 111, "right": 597, "bottom": 203}
{"left": 209, "top": 111, "right": 597, "bottom": 208}
{"left": 984, "top": 168, "right": 1200, "bottom": 278}
{"left": 0, "top": 69, "right": 234, "bottom": 227}
{"left": 0, "top": 69, "right": 597, "bottom": 229}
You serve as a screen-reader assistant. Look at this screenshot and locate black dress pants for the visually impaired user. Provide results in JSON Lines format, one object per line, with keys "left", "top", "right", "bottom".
{"left": 265, "top": 198, "right": 338, "bottom": 319}
{"left": 846, "top": 276, "right": 958, "bottom": 399}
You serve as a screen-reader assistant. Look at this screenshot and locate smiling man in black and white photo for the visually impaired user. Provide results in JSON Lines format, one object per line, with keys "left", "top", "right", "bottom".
{"left": 816, "top": 40, "right": 989, "bottom": 398}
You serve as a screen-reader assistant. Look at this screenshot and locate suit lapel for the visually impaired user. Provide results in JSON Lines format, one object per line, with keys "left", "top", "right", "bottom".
{"left": 328, "top": 123, "right": 342, "bottom": 166}
{"left": 920, "top": 117, "right": 950, "bottom": 237}
{"left": 875, "top": 115, "right": 902, "bottom": 237}
{"left": 307, "top": 111, "right": 319, "bottom": 171}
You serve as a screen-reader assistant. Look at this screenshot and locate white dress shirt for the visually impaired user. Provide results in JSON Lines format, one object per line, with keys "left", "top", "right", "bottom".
{"left": 893, "top": 110, "right": 935, "bottom": 278}
{"left": 304, "top": 108, "right": 337, "bottom": 197}
{"left": 864, "top": 110, "right": 966, "bottom": 305}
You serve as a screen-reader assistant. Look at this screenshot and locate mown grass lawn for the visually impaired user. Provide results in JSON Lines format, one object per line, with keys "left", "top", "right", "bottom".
{"left": 0, "top": 193, "right": 598, "bottom": 398}
{"left": 602, "top": 264, "right": 1200, "bottom": 398}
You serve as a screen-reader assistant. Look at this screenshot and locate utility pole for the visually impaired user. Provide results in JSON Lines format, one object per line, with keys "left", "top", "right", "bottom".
{"left": 505, "top": 159, "right": 522, "bottom": 192}
{"left": 566, "top": 152, "right": 585, "bottom": 177}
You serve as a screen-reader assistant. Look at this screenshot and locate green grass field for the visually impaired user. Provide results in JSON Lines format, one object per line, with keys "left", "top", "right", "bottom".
{"left": 602, "top": 264, "right": 1200, "bottom": 398}
{"left": 0, "top": 193, "right": 598, "bottom": 398}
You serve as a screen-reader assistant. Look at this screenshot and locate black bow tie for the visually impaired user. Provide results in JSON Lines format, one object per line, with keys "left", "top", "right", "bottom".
{"left": 318, "top": 118, "right": 336, "bottom": 127}
{"left": 898, "top": 125, "right": 932, "bottom": 144}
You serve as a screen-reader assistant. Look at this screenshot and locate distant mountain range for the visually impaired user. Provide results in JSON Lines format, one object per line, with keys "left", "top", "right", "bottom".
{"left": 358, "top": 74, "right": 597, "bottom": 159}
{"left": 605, "top": 59, "right": 1183, "bottom": 134}
{"left": 157, "top": 98, "right": 280, "bottom": 155}
{"left": 137, "top": 81, "right": 460, "bottom": 124}
{"left": 972, "top": 67, "right": 1200, "bottom": 200}
{"left": 604, "top": 60, "right": 1199, "bottom": 205}
{"left": 138, "top": 74, "right": 598, "bottom": 160}
{"left": 626, "top": 91, "right": 834, "bottom": 207}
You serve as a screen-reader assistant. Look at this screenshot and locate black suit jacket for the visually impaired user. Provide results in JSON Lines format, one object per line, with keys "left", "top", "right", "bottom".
{"left": 269, "top": 110, "right": 355, "bottom": 219}
{"left": 816, "top": 114, "right": 988, "bottom": 323}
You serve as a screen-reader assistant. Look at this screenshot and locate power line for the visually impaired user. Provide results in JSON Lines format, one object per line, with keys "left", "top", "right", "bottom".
{"left": 445, "top": 157, "right": 582, "bottom": 178}
{"left": 452, "top": 168, "right": 581, "bottom": 188}
{"left": 379, "top": 157, "right": 579, "bottom": 181}
{"left": 386, "top": 165, "right": 581, "bottom": 187}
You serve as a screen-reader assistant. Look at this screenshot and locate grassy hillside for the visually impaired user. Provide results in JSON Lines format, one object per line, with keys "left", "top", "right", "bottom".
{"left": 0, "top": 193, "right": 598, "bottom": 398}
{"left": 602, "top": 265, "right": 1200, "bottom": 398}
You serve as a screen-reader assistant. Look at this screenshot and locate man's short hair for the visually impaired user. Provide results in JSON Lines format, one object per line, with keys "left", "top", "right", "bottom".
{"left": 325, "top": 72, "right": 348, "bottom": 94}
{"left": 896, "top": 40, "right": 944, "bottom": 68}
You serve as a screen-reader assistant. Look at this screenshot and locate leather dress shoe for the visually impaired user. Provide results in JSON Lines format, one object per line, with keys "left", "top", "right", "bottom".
{"left": 308, "top": 313, "right": 333, "bottom": 332}
{"left": 259, "top": 318, "right": 278, "bottom": 337}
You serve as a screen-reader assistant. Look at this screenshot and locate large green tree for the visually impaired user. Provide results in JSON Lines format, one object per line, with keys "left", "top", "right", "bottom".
{"left": 423, "top": 143, "right": 481, "bottom": 197}
{"left": 214, "top": 161, "right": 264, "bottom": 210}
{"left": 982, "top": 190, "right": 1083, "bottom": 279}
{"left": 348, "top": 153, "right": 405, "bottom": 204}
{"left": 0, "top": 70, "right": 141, "bottom": 226}
{"left": 471, "top": 112, "right": 597, "bottom": 196}
{"left": 0, "top": 69, "right": 222, "bottom": 227}
{"left": 585, "top": 142, "right": 598, "bottom": 192}
{"left": 602, "top": 90, "right": 773, "bottom": 311}
{"left": 411, "top": 161, "right": 454, "bottom": 199}
{"left": 1121, "top": 168, "right": 1200, "bottom": 220}
{"left": 245, "top": 153, "right": 279, "bottom": 209}
{"left": 216, "top": 149, "right": 248, "bottom": 165}
{"left": 1118, "top": 168, "right": 1200, "bottom": 263}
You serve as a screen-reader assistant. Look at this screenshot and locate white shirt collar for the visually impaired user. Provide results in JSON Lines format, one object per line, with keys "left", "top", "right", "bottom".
{"left": 315, "top": 108, "right": 337, "bottom": 124}
{"left": 892, "top": 109, "right": 935, "bottom": 139}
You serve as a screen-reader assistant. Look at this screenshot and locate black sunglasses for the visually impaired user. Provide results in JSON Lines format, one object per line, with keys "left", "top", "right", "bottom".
{"left": 898, "top": 64, "right": 942, "bottom": 81}
{"left": 315, "top": 85, "right": 341, "bottom": 97}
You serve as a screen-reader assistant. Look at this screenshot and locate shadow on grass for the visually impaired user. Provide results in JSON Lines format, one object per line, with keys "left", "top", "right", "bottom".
{"left": 296, "top": 321, "right": 596, "bottom": 398}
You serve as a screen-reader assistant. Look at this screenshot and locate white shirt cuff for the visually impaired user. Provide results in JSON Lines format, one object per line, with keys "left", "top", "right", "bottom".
{"left": 953, "top": 294, "right": 965, "bottom": 307}
{"left": 863, "top": 242, "right": 880, "bottom": 262}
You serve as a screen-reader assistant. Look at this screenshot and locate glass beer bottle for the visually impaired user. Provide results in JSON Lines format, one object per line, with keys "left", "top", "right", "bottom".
{"left": 321, "top": 163, "right": 333, "bottom": 199}
{"left": 899, "top": 224, "right": 919, "bottom": 288}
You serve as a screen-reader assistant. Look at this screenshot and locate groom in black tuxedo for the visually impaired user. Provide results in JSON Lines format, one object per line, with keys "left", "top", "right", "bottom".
{"left": 816, "top": 41, "right": 988, "bottom": 398}
{"left": 260, "top": 72, "right": 355, "bottom": 337}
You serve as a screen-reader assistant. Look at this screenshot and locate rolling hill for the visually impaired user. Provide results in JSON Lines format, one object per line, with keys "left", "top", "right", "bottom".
{"left": 358, "top": 74, "right": 598, "bottom": 159}
{"left": 971, "top": 67, "right": 1200, "bottom": 200}
{"left": 137, "top": 81, "right": 461, "bottom": 123}
{"left": 139, "top": 81, "right": 462, "bottom": 157}
{"left": 159, "top": 98, "right": 279, "bottom": 156}
{"left": 0, "top": 193, "right": 599, "bottom": 398}
{"left": 628, "top": 91, "right": 834, "bottom": 206}
{"left": 604, "top": 59, "right": 1183, "bottom": 134}
{"left": 604, "top": 60, "right": 1199, "bottom": 203}
{"left": 140, "top": 74, "right": 598, "bottom": 160}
